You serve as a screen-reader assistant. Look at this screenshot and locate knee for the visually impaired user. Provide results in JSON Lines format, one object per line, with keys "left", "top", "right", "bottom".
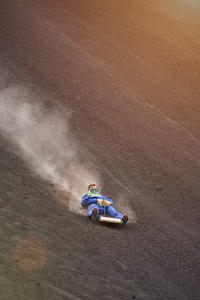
{"left": 88, "top": 204, "right": 99, "bottom": 216}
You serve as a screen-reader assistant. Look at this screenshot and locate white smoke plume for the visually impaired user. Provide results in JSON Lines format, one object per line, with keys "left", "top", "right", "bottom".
{"left": 0, "top": 86, "right": 100, "bottom": 213}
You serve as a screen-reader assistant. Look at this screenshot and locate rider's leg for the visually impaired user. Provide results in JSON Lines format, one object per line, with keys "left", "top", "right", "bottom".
{"left": 106, "top": 205, "right": 123, "bottom": 219}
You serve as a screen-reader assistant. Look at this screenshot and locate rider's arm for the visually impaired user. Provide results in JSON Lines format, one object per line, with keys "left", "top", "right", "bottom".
{"left": 81, "top": 194, "right": 98, "bottom": 207}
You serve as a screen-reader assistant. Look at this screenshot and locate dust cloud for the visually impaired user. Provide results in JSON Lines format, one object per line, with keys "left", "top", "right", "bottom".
{"left": 0, "top": 84, "right": 135, "bottom": 221}
{"left": 0, "top": 86, "right": 100, "bottom": 213}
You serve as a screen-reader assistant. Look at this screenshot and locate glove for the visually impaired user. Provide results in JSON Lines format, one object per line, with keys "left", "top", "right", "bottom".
{"left": 97, "top": 199, "right": 103, "bottom": 206}
{"left": 104, "top": 200, "right": 111, "bottom": 207}
{"left": 97, "top": 199, "right": 111, "bottom": 207}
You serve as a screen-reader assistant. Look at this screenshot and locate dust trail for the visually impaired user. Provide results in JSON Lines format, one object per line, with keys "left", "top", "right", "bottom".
{"left": 0, "top": 86, "right": 99, "bottom": 213}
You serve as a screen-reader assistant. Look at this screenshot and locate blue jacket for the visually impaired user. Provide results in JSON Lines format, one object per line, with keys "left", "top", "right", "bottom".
{"left": 81, "top": 193, "right": 113, "bottom": 208}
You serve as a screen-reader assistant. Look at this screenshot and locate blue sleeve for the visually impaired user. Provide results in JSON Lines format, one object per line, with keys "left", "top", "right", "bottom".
{"left": 81, "top": 194, "right": 97, "bottom": 207}
{"left": 81, "top": 194, "right": 113, "bottom": 207}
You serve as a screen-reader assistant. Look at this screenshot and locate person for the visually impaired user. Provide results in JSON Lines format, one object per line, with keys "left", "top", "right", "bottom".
{"left": 81, "top": 183, "right": 128, "bottom": 223}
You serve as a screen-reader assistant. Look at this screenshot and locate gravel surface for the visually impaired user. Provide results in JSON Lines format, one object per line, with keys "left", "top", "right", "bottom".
{"left": 0, "top": 1, "right": 200, "bottom": 299}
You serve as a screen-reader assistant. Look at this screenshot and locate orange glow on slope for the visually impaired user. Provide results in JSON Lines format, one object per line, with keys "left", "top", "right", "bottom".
{"left": 162, "top": 0, "right": 200, "bottom": 19}
{"left": 179, "top": 0, "right": 200, "bottom": 5}
{"left": 13, "top": 236, "right": 47, "bottom": 272}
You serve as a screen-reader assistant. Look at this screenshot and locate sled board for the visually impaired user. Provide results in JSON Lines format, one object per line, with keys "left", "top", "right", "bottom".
{"left": 92, "top": 214, "right": 127, "bottom": 226}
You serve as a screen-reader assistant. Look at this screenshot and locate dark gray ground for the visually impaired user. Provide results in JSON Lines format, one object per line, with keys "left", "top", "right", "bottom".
{"left": 0, "top": 0, "right": 200, "bottom": 299}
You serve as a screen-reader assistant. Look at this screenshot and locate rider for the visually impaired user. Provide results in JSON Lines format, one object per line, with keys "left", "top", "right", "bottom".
{"left": 81, "top": 183, "right": 128, "bottom": 222}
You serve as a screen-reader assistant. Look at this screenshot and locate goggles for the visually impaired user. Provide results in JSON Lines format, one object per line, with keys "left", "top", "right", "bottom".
{"left": 89, "top": 187, "right": 99, "bottom": 193}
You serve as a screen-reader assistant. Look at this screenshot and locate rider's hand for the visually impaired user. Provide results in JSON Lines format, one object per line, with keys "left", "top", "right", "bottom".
{"left": 97, "top": 199, "right": 104, "bottom": 206}
{"left": 104, "top": 200, "right": 111, "bottom": 207}
{"left": 97, "top": 199, "right": 111, "bottom": 207}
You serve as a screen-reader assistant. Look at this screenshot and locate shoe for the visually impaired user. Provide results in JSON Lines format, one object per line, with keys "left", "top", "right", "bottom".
{"left": 91, "top": 207, "right": 98, "bottom": 222}
{"left": 121, "top": 214, "right": 128, "bottom": 224}
{"left": 122, "top": 214, "right": 128, "bottom": 222}
{"left": 92, "top": 207, "right": 98, "bottom": 215}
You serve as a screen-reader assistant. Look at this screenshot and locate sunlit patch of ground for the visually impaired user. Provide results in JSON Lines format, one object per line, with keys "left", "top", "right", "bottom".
{"left": 180, "top": 0, "right": 200, "bottom": 5}
{"left": 13, "top": 235, "right": 47, "bottom": 272}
